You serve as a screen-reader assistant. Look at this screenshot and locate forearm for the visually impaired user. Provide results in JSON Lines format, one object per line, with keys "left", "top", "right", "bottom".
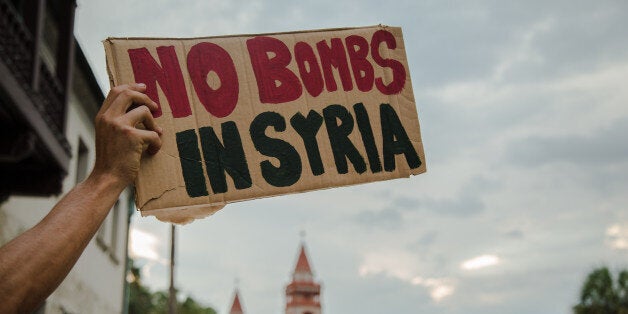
{"left": 0, "top": 83, "right": 161, "bottom": 313}
{"left": 0, "top": 172, "right": 125, "bottom": 313}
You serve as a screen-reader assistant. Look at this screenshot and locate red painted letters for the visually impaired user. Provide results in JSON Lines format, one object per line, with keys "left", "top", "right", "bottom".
{"left": 246, "top": 36, "right": 303, "bottom": 104}
{"left": 128, "top": 46, "right": 191, "bottom": 118}
{"left": 187, "top": 42, "right": 239, "bottom": 118}
{"left": 247, "top": 30, "right": 406, "bottom": 103}
{"left": 294, "top": 41, "right": 324, "bottom": 97}
{"left": 316, "top": 38, "right": 354, "bottom": 92}
{"left": 371, "top": 30, "right": 406, "bottom": 95}
{"left": 345, "top": 35, "right": 375, "bottom": 92}
{"left": 127, "top": 30, "right": 407, "bottom": 116}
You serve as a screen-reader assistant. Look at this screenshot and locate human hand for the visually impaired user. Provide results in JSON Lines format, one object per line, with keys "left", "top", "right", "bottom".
{"left": 90, "top": 83, "right": 163, "bottom": 188}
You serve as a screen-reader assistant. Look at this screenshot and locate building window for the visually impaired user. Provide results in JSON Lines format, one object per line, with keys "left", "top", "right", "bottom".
{"left": 96, "top": 200, "right": 120, "bottom": 264}
{"left": 75, "top": 138, "right": 89, "bottom": 184}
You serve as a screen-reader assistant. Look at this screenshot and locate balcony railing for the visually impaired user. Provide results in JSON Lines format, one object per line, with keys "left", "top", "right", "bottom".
{"left": 0, "top": 0, "right": 69, "bottom": 154}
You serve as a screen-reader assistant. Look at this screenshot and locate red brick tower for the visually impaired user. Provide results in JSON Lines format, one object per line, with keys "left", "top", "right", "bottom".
{"left": 285, "top": 244, "right": 322, "bottom": 314}
{"left": 229, "top": 288, "right": 245, "bottom": 314}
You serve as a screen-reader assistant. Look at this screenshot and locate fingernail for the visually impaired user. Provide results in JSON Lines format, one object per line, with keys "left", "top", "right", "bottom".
{"left": 137, "top": 83, "right": 146, "bottom": 88}
{"left": 158, "top": 127, "right": 164, "bottom": 135}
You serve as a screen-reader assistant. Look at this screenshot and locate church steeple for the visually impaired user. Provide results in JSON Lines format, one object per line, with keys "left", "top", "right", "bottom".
{"left": 294, "top": 245, "right": 313, "bottom": 281}
{"left": 229, "top": 288, "right": 245, "bottom": 314}
{"left": 285, "top": 242, "right": 322, "bottom": 314}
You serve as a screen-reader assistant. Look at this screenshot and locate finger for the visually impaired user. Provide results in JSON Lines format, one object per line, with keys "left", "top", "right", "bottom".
{"left": 123, "top": 106, "right": 161, "bottom": 134}
{"left": 109, "top": 89, "right": 158, "bottom": 116}
{"left": 127, "top": 82, "right": 148, "bottom": 92}
{"left": 135, "top": 129, "right": 162, "bottom": 155}
{"left": 101, "top": 83, "right": 147, "bottom": 113}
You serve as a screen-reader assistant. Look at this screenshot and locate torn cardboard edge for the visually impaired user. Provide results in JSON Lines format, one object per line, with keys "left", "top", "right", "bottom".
{"left": 140, "top": 165, "right": 424, "bottom": 225}
{"left": 143, "top": 203, "right": 225, "bottom": 225}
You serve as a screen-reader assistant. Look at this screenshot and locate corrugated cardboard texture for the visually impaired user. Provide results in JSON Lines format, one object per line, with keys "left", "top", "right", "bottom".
{"left": 104, "top": 25, "right": 426, "bottom": 223}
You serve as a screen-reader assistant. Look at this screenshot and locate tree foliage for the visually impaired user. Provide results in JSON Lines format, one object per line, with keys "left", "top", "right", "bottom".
{"left": 574, "top": 266, "right": 628, "bottom": 314}
{"left": 128, "top": 259, "right": 217, "bottom": 314}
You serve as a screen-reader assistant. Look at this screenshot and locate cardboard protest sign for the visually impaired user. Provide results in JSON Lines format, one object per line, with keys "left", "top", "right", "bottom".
{"left": 104, "top": 25, "right": 426, "bottom": 223}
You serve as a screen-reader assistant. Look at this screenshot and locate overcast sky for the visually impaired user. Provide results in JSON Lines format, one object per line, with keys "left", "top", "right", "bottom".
{"left": 75, "top": 1, "right": 628, "bottom": 313}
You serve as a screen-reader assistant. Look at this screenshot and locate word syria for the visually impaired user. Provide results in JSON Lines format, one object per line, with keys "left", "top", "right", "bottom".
{"left": 175, "top": 103, "right": 421, "bottom": 197}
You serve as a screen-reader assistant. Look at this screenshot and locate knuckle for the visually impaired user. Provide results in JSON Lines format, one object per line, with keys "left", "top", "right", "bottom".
{"left": 140, "top": 95, "right": 152, "bottom": 106}
{"left": 97, "top": 114, "right": 111, "bottom": 125}
{"left": 121, "top": 89, "right": 133, "bottom": 98}
{"left": 121, "top": 125, "right": 135, "bottom": 136}
{"left": 111, "top": 86, "right": 124, "bottom": 95}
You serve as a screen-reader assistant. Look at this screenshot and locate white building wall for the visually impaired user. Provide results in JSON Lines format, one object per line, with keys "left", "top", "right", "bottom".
{"left": 0, "top": 89, "right": 131, "bottom": 313}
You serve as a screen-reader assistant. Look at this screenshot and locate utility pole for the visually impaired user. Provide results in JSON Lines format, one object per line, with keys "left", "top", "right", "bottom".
{"left": 169, "top": 224, "right": 176, "bottom": 314}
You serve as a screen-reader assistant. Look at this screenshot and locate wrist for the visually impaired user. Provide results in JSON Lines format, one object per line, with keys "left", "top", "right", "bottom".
{"left": 84, "top": 170, "right": 128, "bottom": 195}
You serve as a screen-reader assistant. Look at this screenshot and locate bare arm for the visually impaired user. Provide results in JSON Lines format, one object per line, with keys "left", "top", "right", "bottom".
{"left": 0, "top": 83, "right": 162, "bottom": 312}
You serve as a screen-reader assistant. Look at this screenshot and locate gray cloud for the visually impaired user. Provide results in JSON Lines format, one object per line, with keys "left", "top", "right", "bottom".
{"left": 503, "top": 229, "right": 524, "bottom": 240}
{"left": 419, "top": 194, "right": 485, "bottom": 217}
{"left": 507, "top": 118, "right": 628, "bottom": 166}
{"left": 354, "top": 207, "right": 404, "bottom": 230}
{"left": 416, "top": 230, "right": 439, "bottom": 247}
{"left": 406, "top": 231, "right": 440, "bottom": 256}
{"left": 353, "top": 190, "right": 485, "bottom": 230}
{"left": 391, "top": 195, "right": 419, "bottom": 210}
